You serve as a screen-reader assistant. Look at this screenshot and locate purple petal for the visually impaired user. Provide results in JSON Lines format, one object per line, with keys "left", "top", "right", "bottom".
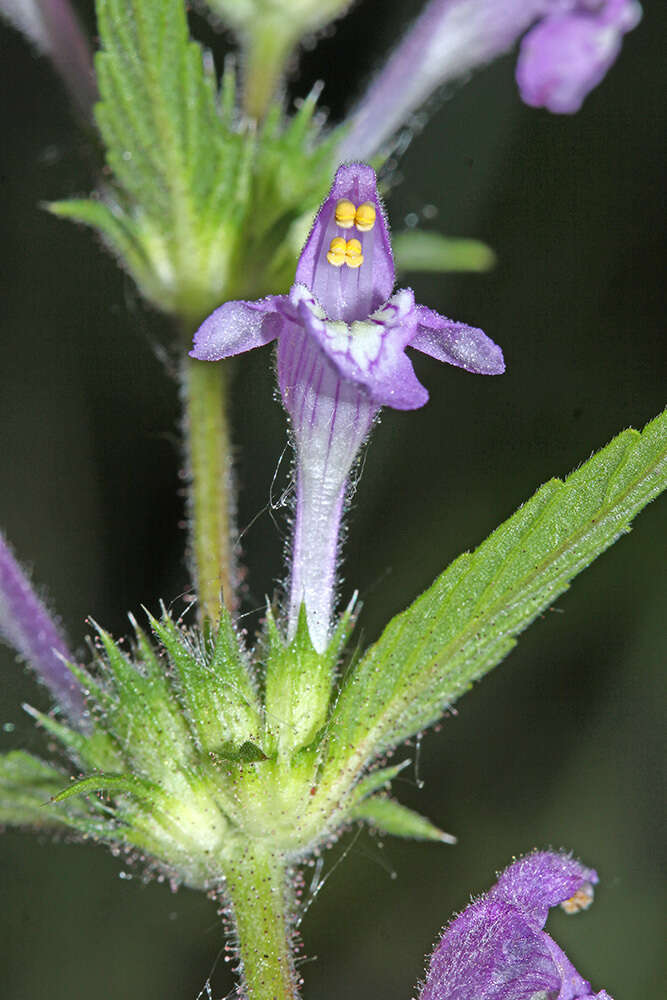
{"left": 516, "top": 2, "right": 642, "bottom": 114}
{"left": 419, "top": 852, "right": 610, "bottom": 1000}
{"left": 489, "top": 852, "right": 599, "bottom": 930}
{"left": 421, "top": 897, "right": 560, "bottom": 1000}
{"left": 543, "top": 935, "right": 595, "bottom": 1000}
{"left": 291, "top": 285, "right": 428, "bottom": 410}
{"left": 190, "top": 295, "right": 287, "bottom": 361}
{"left": 411, "top": 304, "right": 505, "bottom": 375}
{"left": 0, "top": 532, "right": 83, "bottom": 720}
{"left": 295, "top": 163, "right": 394, "bottom": 323}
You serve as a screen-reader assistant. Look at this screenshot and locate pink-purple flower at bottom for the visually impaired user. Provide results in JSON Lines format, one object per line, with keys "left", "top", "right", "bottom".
{"left": 191, "top": 163, "right": 504, "bottom": 651}
{"left": 420, "top": 851, "right": 612, "bottom": 1000}
{"left": 516, "top": 0, "right": 642, "bottom": 114}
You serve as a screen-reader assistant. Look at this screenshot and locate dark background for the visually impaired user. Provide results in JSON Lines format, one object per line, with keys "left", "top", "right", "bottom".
{"left": 0, "top": 2, "right": 664, "bottom": 997}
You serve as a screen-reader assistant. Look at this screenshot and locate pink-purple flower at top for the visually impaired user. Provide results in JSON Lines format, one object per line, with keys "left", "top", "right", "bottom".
{"left": 191, "top": 163, "right": 503, "bottom": 651}
{"left": 516, "top": 0, "right": 642, "bottom": 114}
{"left": 420, "top": 851, "right": 612, "bottom": 1000}
{"left": 339, "top": 0, "right": 642, "bottom": 161}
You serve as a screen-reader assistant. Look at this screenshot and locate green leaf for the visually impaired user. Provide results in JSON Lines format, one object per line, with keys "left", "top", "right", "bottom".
{"left": 328, "top": 411, "right": 667, "bottom": 765}
{"left": 0, "top": 752, "right": 115, "bottom": 836}
{"left": 94, "top": 0, "right": 236, "bottom": 223}
{"left": 348, "top": 761, "right": 410, "bottom": 806}
{"left": 350, "top": 795, "right": 456, "bottom": 844}
{"left": 393, "top": 230, "right": 496, "bottom": 273}
{"left": 51, "top": 771, "right": 157, "bottom": 804}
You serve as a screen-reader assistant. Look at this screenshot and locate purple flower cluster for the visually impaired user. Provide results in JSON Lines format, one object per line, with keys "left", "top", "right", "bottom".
{"left": 191, "top": 163, "right": 503, "bottom": 650}
{"left": 420, "top": 851, "right": 612, "bottom": 1000}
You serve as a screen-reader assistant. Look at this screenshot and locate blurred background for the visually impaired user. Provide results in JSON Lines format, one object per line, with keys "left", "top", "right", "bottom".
{"left": 0, "top": 2, "right": 664, "bottom": 997}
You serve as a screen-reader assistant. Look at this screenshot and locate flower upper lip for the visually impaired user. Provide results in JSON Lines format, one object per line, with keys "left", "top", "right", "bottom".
{"left": 420, "top": 851, "right": 610, "bottom": 1000}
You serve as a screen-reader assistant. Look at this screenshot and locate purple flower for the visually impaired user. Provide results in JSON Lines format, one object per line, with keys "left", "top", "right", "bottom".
{"left": 420, "top": 851, "right": 612, "bottom": 1000}
{"left": 0, "top": 532, "right": 83, "bottom": 720}
{"left": 339, "top": 0, "right": 642, "bottom": 161}
{"left": 516, "top": 0, "right": 642, "bottom": 113}
{"left": 191, "top": 163, "right": 503, "bottom": 651}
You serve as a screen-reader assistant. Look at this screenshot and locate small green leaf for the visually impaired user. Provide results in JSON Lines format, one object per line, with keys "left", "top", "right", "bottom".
{"left": 348, "top": 761, "right": 411, "bottom": 806}
{"left": 393, "top": 230, "right": 496, "bottom": 273}
{"left": 328, "top": 411, "right": 667, "bottom": 766}
{"left": 350, "top": 795, "right": 456, "bottom": 844}
{"left": 51, "top": 771, "right": 157, "bottom": 804}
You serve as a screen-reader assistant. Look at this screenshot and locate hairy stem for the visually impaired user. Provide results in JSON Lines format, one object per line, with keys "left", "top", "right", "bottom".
{"left": 225, "top": 844, "right": 300, "bottom": 1000}
{"left": 181, "top": 356, "right": 236, "bottom": 625}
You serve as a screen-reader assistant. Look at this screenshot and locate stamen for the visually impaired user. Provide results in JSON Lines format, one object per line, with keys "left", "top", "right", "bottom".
{"left": 326, "top": 236, "right": 347, "bottom": 267}
{"left": 326, "top": 237, "right": 364, "bottom": 269}
{"left": 335, "top": 199, "right": 356, "bottom": 229}
{"left": 355, "top": 202, "right": 376, "bottom": 232}
{"left": 560, "top": 883, "right": 595, "bottom": 914}
{"left": 345, "top": 238, "right": 364, "bottom": 268}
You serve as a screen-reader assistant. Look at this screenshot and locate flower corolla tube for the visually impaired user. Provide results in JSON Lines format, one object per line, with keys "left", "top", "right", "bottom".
{"left": 420, "top": 851, "right": 613, "bottom": 1000}
{"left": 191, "top": 163, "right": 504, "bottom": 651}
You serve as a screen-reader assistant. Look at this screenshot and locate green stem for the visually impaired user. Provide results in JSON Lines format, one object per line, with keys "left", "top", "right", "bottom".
{"left": 242, "top": 23, "right": 296, "bottom": 121}
{"left": 181, "top": 356, "right": 236, "bottom": 625}
{"left": 225, "top": 844, "right": 300, "bottom": 1000}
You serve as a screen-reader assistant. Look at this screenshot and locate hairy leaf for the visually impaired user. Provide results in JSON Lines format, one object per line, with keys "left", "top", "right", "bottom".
{"left": 328, "top": 411, "right": 667, "bottom": 766}
{"left": 0, "top": 751, "right": 112, "bottom": 837}
{"left": 350, "top": 794, "right": 456, "bottom": 844}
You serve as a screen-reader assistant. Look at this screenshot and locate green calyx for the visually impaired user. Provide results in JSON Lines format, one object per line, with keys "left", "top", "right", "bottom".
{"left": 2, "top": 606, "right": 430, "bottom": 891}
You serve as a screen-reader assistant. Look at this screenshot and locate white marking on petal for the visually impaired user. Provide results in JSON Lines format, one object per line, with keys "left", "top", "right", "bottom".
{"left": 323, "top": 321, "right": 351, "bottom": 355}
{"left": 348, "top": 322, "right": 384, "bottom": 370}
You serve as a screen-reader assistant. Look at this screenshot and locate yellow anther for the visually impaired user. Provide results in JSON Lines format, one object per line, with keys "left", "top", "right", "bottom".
{"left": 561, "top": 884, "right": 595, "bottom": 915}
{"left": 326, "top": 237, "right": 364, "bottom": 268}
{"left": 355, "top": 201, "right": 376, "bottom": 232}
{"left": 344, "top": 238, "right": 364, "bottom": 268}
{"left": 326, "top": 236, "right": 347, "bottom": 266}
{"left": 335, "top": 199, "right": 356, "bottom": 229}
